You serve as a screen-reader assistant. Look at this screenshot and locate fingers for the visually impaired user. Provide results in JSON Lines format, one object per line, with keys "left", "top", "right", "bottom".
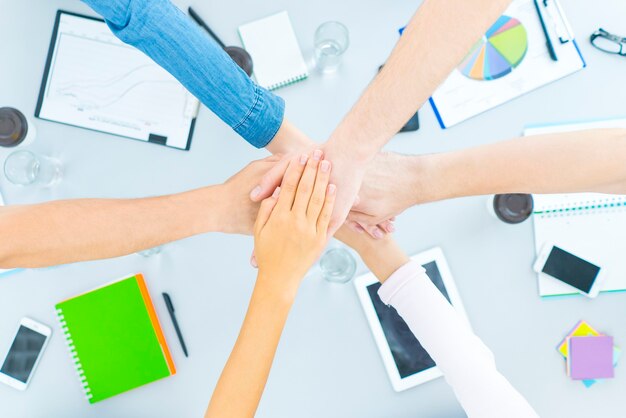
{"left": 347, "top": 220, "right": 366, "bottom": 234}
{"left": 317, "top": 184, "right": 337, "bottom": 232}
{"left": 361, "top": 222, "right": 386, "bottom": 239}
{"left": 250, "top": 155, "right": 290, "bottom": 201}
{"left": 254, "top": 187, "right": 281, "bottom": 235}
{"left": 378, "top": 219, "right": 395, "bottom": 234}
{"left": 293, "top": 150, "right": 323, "bottom": 213}
{"left": 307, "top": 159, "right": 332, "bottom": 220}
{"left": 327, "top": 195, "right": 357, "bottom": 236}
{"left": 347, "top": 211, "right": 395, "bottom": 238}
{"left": 276, "top": 154, "right": 309, "bottom": 211}
{"left": 348, "top": 210, "right": 385, "bottom": 228}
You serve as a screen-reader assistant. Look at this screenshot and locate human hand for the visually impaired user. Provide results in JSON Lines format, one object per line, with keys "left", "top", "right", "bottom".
{"left": 251, "top": 148, "right": 392, "bottom": 239}
{"left": 254, "top": 151, "right": 336, "bottom": 290}
{"left": 320, "top": 143, "right": 367, "bottom": 234}
{"left": 218, "top": 155, "right": 282, "bottom": 235}
{"left": 347, "top": 152, "right": 424, "bottom": 229}
{"left": 250, "top": 145, "right": 361, "bottom": 235}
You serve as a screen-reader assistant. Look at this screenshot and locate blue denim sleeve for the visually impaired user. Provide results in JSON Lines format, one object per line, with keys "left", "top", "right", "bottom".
{"left": 81, "top": 0, "right": 285, "bottom": 148}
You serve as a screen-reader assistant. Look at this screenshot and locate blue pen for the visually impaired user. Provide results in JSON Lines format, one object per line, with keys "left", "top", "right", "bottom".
{"left": 534, "top": 0, "right": 558, "bottom": 61}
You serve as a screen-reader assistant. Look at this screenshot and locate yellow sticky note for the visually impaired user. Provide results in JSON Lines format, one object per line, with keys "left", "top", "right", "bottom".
{"left": 558, "top": 321, "right": 600, "bottom": 358}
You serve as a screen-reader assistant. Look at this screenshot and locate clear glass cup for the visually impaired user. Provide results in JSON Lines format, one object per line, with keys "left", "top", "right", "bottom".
{"left": 138, "top": 246, "right": 163, "bottom": 257}
{"left": 320, "top": 247, "right": 357, "bottom": 284}
{"left": 4, "top": 150, "right": 62, "bottom": 187}
{"left": 314, "top": 21, "right": 349, "bottom": 73}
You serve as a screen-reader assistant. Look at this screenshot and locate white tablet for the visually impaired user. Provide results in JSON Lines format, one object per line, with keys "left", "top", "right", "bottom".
{"left": 354, "top": 247, "right": 470, "bottom": 392}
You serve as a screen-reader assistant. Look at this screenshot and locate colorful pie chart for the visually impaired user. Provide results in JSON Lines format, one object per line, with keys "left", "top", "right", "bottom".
{"left": 459, "top": 15, "right": 528, "bottom": 81}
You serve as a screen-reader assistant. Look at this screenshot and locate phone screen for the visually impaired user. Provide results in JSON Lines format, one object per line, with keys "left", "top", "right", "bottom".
{"left": 542, "top": 246, "right": 601, "bottom": 293}
{"left": 1, "top": 326, "right": 47, "bottom": 383}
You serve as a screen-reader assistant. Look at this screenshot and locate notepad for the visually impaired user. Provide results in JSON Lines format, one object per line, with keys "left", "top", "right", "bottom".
{"left": 238, "top": 11, "right": 308, "bottom": 90}
{"left": 525, "top": 118, "right": 626, "bottom": 296}
{"left": 55, "top": 274, "right": 175, "bottom": 403}
{"left": 567, "top": 336, "right": 614, "bottom": 380}
{"left": 557, "top": 321, "right": 601, "bottom": 358}
{"left": 555, "top": 321, "right": 621, "bottom": 387}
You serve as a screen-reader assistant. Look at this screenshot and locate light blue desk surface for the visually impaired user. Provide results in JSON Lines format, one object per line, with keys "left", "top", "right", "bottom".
{"left": 1, "top": 0, "right": 626, "bottom": 417}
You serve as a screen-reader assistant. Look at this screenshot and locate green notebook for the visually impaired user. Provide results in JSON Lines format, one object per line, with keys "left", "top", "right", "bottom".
{"left": 55, "top": 274, "right": 176, "bottom": 403}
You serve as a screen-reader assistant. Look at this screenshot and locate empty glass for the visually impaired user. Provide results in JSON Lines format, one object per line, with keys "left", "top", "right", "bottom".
{"left": 138, "top": 246, "right": 163, "bottom": 257}
{"left": 4, "top": 150, "right": 62, "bottom": 187}
{"left": 314, "top": 21, "right": 349, "bottom": 73}
{"left": 320, "top": 247, "right": 357, "bottom": 284}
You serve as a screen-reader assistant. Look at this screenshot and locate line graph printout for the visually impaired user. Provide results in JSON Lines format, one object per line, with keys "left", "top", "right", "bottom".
{"left": 36, "top": 11, "right": 199, "bottom": 150}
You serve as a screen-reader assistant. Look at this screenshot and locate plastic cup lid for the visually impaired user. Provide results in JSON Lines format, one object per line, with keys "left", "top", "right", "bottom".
{"left": 225, "top": 46, "right": 253, "bottom": 77}
{"left": 493, "top": 194, "right": 534, "bottom": 224}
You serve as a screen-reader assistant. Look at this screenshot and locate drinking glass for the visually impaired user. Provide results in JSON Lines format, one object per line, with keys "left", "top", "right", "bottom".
{"left": 4, "top": 150, "right": 62, "bottom": 187}
{"left": 314, "top": 21, "right": 349, "bottom": 73}
{"left": 320, "top": 247, "right": 357, "bottom": 284}
{"left": 138, "top": 246, "right": 163, "bottom": 257}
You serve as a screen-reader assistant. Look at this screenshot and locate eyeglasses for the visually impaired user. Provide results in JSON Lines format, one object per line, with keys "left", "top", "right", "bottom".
{"left": 590, "top": 28, "right": 626, "bottom": 56}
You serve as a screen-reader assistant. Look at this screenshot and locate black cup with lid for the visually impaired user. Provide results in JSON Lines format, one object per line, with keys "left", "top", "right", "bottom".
{"left": 493, "top": 194, "right": 534, "bottom": 224}
{"left": 0, "top": 107, "right": 29, "bottom": 147}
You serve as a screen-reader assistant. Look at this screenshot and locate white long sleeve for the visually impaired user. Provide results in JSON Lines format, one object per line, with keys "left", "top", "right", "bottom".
{"left": 378, "top": 260, "right": 538, "bottom": 418}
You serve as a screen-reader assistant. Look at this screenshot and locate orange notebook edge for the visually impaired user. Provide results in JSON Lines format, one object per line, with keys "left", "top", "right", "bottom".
{"left": 135, "top": 273, "right": 177, "bottom": 375}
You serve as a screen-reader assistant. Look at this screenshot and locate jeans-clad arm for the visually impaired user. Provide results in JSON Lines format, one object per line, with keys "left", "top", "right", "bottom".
{"left": 82, "top": 0, "right": 285, "bottom": 148}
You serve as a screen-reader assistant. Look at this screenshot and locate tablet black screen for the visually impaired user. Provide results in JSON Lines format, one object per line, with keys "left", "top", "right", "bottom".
{"left": 366, "top": 261, "right": 451, "bottom": 378}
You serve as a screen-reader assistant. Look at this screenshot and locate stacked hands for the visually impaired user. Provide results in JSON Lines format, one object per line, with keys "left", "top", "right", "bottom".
{"left": 225, "top": 149, "right": 417, "bottom": 241}
{"left": 253, "top": 151, "right": 336, "bottom": 290}
{"left": 251, "top": 148, "right": 398, "bottom": 239}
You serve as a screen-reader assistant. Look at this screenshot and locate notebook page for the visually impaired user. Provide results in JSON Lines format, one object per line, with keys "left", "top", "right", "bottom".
{"left": 525, "top": 119, "right": 626, "bottom": 296}
{"left": 239, "top": 11, "right": 308, "bottom": 90}
{"left": 533, "top": 208, "right": 626, "bottom": 295}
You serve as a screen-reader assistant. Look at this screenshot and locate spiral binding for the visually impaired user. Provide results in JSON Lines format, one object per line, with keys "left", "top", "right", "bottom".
{"left": 56, "top": 308, "right": 93, "bottom": 401}
{"left": 535, "top": 196, "right": 626, "bottom": 218}
{"left": 268, "top": 73, "right": 308, "bottom": 91}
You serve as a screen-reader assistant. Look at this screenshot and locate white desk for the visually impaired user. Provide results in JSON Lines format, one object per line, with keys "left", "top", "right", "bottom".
{"left": 1, "top": 0, "right": 626, "bottom": 417}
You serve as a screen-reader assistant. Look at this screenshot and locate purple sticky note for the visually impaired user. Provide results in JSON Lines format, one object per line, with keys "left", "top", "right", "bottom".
{"left": 569, "top": 336, "right": 614, "bottom": 380}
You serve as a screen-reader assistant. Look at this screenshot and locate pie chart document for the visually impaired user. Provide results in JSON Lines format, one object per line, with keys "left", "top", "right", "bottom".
{"left": 429, "top": 0, "right": 585, "bottom": 129}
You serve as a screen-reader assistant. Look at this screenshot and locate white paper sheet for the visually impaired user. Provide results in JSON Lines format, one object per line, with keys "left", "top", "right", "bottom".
{"left": 431, "top": 0, "right": 585, "bottom": 128}
{"left": 37, "top": 12, "right": 198, "bottom": 150}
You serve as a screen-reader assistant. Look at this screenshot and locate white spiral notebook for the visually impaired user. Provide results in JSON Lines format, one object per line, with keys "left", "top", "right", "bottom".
{"left": 525, "top": 119, "right": 626, "bottom": 296}
{"left": 238, "top": 11, "right": 308, "bottom": 90}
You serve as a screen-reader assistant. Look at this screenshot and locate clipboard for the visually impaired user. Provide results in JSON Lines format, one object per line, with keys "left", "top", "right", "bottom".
{"left": 35, "top": 10, "right": 198, "bottom": 150}
{"left": 428, "top": 0, "right": 585, "bottom": 129}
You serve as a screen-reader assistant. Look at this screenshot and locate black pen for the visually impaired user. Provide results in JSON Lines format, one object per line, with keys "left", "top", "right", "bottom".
{"left": 188, "top": 7, "right": 226, "bottom": 49}
{"left": 534, "top": 0, "right": 558, "bottom": 61}
{"left": 163, "top": 292, "right": 188, "bottom": 357}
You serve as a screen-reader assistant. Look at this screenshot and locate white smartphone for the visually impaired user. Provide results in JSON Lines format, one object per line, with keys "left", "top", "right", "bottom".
{"left": 533, "top": 243, "right": 606, "bottom": 298}
{"left": 0, "top": 318, "right": 51, "bottom": 390}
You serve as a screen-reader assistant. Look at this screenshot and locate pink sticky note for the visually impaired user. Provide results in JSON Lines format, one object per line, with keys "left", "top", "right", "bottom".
{"left": 568, "top": 336, "right": 614, "bottom": 380}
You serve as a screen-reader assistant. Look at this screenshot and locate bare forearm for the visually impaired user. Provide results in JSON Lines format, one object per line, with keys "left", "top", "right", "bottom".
{"left": 0, "top": 187, "right": 223, "bottom": 268}
{"left": 415, "top": 129, "right": 626, "bottom": 203}
{"left": 265, "top": 119, "right": 316, "bottom": 155}
{"left": 327, "top": 0, "right": 511, "bottom": 160}
{"left": 335, "top": 228, "right": 409, "bottom": 283}
{"left": 205, "top": 279, "right": 294, "bottom": 418}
